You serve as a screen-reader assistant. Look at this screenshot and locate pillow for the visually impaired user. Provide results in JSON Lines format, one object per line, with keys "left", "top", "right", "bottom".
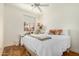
{"left": 49, "top": 29, "right": 56, "bottom": 35}
{"left": 49, "top": 29, "right": 63, "bottom": 35}
{"left": 56, "top": 29, "right": 63, "bottom": 35}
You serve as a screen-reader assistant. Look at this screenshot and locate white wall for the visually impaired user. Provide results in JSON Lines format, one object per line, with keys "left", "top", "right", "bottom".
{"left": 41, "top": 4, "right": 64, "bottom": 29}
{"left": 4, "top": 4, "right": 39, "bottom": 47}
{"left": 64, "top": 4, "right": 79, "bottom": 53}
{"left": 40, "top": 3, "right": 79, "bottom": 53}
{"left": 4, "top": 4, "right": 23, "bottom": 46}
{"left": 0, "top": 4, "right": 4, "bottom": 51}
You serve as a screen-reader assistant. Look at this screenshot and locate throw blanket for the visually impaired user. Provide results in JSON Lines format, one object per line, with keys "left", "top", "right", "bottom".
{"left": 30, "top": 34, "right": 51, "bottom": 41}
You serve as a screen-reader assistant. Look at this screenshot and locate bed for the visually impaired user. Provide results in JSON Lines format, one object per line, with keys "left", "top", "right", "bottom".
{"left": 21, "top": 33, "right": 71, "bottom": 56}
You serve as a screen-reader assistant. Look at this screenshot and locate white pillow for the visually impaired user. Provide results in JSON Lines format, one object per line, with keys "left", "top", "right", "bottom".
{"left": 61, "top": 30, "right": 70, "bottom": 35}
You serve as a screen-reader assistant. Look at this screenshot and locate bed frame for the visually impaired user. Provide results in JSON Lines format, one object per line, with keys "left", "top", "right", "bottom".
{"left": 23, "top": 45, "right": 37, "bottom": 56}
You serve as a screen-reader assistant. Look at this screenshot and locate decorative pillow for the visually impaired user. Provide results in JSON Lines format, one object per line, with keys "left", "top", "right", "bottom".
{"left": 56, "top": 29, "right": 63, "bottom": 35}
{"left": 49, "top": 29, "right": 56, "bottom": 35}
{"left": 49, "top": 29, "right": 63, "bottom": 35}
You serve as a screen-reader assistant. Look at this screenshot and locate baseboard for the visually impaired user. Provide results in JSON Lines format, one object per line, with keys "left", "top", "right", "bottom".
{"left": 4, "top": 42, "right": 19, "bottom": 47}
{"left": 70, "top": 49, "right": 79, "bottom": 54}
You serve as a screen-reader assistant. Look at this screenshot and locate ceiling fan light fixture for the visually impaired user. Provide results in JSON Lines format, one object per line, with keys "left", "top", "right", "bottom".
{"left": 28, "top": 3, "right": 49, "bottom": 13}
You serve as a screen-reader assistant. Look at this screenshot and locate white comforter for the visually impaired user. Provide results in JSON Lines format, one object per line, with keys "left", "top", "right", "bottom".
{"left": 21, "top": 34, "right": 70, "bottom": 56}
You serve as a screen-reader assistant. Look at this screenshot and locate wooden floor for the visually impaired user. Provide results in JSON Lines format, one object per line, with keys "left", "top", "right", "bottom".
{"left": 2, "top": 45, "right": 79, "bottom": 56}
{"left": 2, "top": 45, "right": 30, "bottom": 56}
{"left": 63, "top": 51, "right": 79, "bottom": 56}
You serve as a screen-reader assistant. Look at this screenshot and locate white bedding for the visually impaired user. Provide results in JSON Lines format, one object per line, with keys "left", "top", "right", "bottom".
{"left": 21, "top": 34, "right": 70, "bottom": 56}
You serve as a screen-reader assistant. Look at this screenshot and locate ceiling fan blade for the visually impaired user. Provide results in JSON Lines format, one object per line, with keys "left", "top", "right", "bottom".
{"left": 34, "top": 3, "right": 40, "bottom": 6}
{"left": 39, "top": 4, "right": 49, "bottom": 6}
{"left": 31, "top": 3, "right": 49, "bottom": 7}
{"left": 37, "top": 6, "right": 42, "bottom": 12}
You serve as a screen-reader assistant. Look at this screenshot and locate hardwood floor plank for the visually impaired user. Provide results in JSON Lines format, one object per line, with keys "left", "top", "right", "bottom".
{"left": 2, "top": 45, "right": 30, "bottom": 56}
{"left": 63, "top": 51, "right": 79, "bottom": 56}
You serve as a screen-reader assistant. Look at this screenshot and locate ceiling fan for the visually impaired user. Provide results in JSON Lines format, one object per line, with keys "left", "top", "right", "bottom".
{"left": 30, "top": 3, "right": 49, "bottom": 12}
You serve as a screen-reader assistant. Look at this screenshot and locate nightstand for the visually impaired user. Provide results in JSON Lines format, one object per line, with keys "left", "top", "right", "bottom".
{"left": 19, "top": 34, "right": 25, "bottom": 46}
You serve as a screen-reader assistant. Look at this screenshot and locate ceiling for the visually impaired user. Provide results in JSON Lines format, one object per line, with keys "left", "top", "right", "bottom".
{"left": 11, "top": 3, "right": 50, "bottom": 14}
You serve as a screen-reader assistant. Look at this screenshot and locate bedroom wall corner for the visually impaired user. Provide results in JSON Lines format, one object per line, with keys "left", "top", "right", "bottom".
{"left": 0, "top": 3, "right": 4, "bottom": 55}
